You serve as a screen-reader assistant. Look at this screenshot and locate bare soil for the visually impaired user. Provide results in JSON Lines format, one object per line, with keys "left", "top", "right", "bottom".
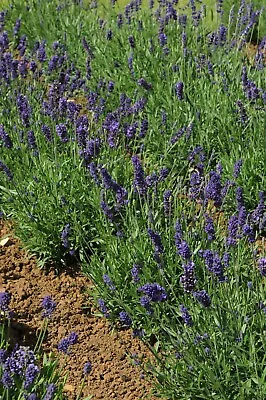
{"left": 0, "top": 220, "right": 159, "bottom": 400}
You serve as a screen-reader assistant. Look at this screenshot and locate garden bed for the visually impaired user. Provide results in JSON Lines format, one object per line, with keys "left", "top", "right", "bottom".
{"left": 0, "top": 220, "right": 158, "bottom": 400}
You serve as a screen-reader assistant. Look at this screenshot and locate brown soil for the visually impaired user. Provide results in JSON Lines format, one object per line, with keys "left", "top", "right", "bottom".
{"left": 0, "top": 220, "right": 159, "bottom": 400}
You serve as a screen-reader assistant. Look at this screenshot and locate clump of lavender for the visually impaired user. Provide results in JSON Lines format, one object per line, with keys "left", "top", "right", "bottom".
{"left": 58, "top": 332, "right": 78, "bottom": 354}
{"left": 56, "top": 123, "right": 68, "bottom": 143}
{"left": 41, "top": 295, "right": 56, "bottom": 319}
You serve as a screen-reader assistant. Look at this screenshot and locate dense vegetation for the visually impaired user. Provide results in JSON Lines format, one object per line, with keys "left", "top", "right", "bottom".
{"left": 0, "top": 1, "right": 265, "bottom": 399}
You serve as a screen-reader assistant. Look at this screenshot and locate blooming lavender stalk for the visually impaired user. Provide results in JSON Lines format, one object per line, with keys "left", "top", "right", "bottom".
{"left": 41, "top": 295, "right": 56, "bottom": 319}
{"left": 43, "top": 383, "right": 57, "bottom": 400}
{"left": 56, "top": 123, "right": 68, "bottom": 143}
{"left": 204, "top": 214, "right": 216, "bottom": 241}
{"left": 175, "top": 81, "right": 184, "bottom": 100}
{"left": 0, "top": 161, "right": 13, "bottom": 180}
{"left": 97, "top": 298, "right": 110, "bottom": 318}
{"left": 0, "top": 291, "right": 12, "bottom": 318}
{"left": 163, "top": 189, "right": 172, "bottom": 217}
{"left": 180, "top": 261, "right": 197, "bottom": 293}
{"left": 103, "top": 274, "right": 116, "bottom": 291}
{"left": 258, "top": 258, "right": 266, "bottom": 277}
{"left": 180, "top": 304, "right": 193, "bottom": 326}
{"left": 147, "top": 228, "right": 164, "bottom": 255}
{"left": 119, "top": 311, "right": 132, "bottom": 327}
{"left": 138, "top": 282, "right": 167, "bottom": 302}
{"left": 132, "top": 155, "right": 147, "bottom": 196}
{"left": 0, "top": 125, "right": 12, "bottom": 148}
{"left": 58, "top": 332, "right": 78, "bottom": 354}
{"left": 83, "top": 361, "right": 92, "bottom": 375}
{"left": 193, "top": 290, "right": 211, "bottom": 307}
{"left": 61, "top": 223, "right": 71, "bottom": 248}
{"left": 131, "top": 264, "right": 141, "bottom": 282}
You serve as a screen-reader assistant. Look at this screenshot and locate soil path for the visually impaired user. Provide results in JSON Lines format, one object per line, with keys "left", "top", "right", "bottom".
{"left": 0, "top": 220, "right": 158, "bottom": 400}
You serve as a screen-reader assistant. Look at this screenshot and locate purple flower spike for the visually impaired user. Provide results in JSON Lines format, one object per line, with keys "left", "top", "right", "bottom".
{"left": 138, "top": 282, "right": 167, "bottom": 302}
{"left": 175, "top": 81, "right": 184, "bottom": 100}
{"left": 180, "top": 304, "right": 193, "bottom": 326}
{"left": 180, "top": 261, "right": 197, "bottom": 293}
{"left": 258, "top": 258, "right": 266, "bottom": 277}
{"left": 193, "top": 290, "right": 211, "bottom": 307}
{"left": 41, "top": 295, "right": 56, "bottom": 319}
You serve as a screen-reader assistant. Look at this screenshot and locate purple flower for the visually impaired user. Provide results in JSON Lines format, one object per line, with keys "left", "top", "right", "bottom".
{"left": 193, "top": 290, "right": 211, "bottom": 307}
{"left": 0, "top": 125, "right": 12, "bottom": 148}
{"left": 140, "top": 296, "right": 153, "bottom": 315}
{"left": 17, "top": 94, "right": 31, "bottom": 127}
{"left": 119, "top": 311, "right": 132, "bottom": 327}
{"left": 131, "top": 264, "right": 141, "bottom": 282}
{"left": 226, "top": 215, "right": 238, "bottom": 246}
{"left": 180, "top": 261, "right": 197, "bottom": 293}
{"left": 258, "top": 258, "right": 266, "bottom": 277}
{"left": 175, "top": 81, "right": 184, "bottom": 100}
{"left": 233, "top": 160, "right": 243, "bottom": 179}
{"left": 205, "top": 170, "right": 222, "bottom": 207}
{"left": 23, "top": 363, "right": 40, "bottom": 390}
{"left": 236, "top": 100, "right": 248, "bottom": 125}
{"left": 83, "top": 362, "right": 92, "bottom": 376}
{"left": 180, "top": 304, "right": 193, "bottom": 326}
{"left": 58, "top": 332, "right": 78, "bottom": 354}
{"left": 0, "top": 291, "right": 12, "bottom": 318}
{"left": 41, "top": 295, "right": 56, "bottom": 319}
{"left": 163, "top": 189, "right": 172, "bottom": 217}
{"left": 138, "top": 282, "right": 167, "bottom": 302}
{"left": 97, "top": 298, "right": 110, "bottom": 318}
{"left": 138, "top": 78, "right": 152, "bottom": 90}
{"left": 177, "top": 240, "right": 191, "bottom": 260}
{"left": 106, "top": 29, "right": 113, "bottom": 40}
{"left": 43, "top": 383, "right": 57, "bottom": 400}
{"left": 2, "top": 370, "right": 14, "bottom": 388}
{"left": 147, "top": 228, "right": 164, "bottom": 255}
{"left": 56, "top": 123, "right": 68, "bottom": 143}
{"left": 158, "top": 32, "right": 167, "bottom": 47}
{"left": 132, "top": 155, "right": 147, "bottom": 196}
{"left": 204, "top": 214, "right": 216, "bottom": 241}
{"left": 41, "top": 125, "right": 52, "bottom": 142}
{"left": 61, "top": 223, "right": 71, "bottom": 248}
{"left": 27, "top": 130, "right": 38, "bottom": 155}
{"left": 128, "top": 35, "right": 135, "bottom": 48}
{"left": 103, "top": 274, "right": 116, "bottom": 291}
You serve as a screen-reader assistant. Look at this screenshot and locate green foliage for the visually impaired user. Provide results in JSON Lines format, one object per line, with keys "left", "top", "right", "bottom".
{"left": 0, "top": 0, "right": 265, "bottom": 399}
